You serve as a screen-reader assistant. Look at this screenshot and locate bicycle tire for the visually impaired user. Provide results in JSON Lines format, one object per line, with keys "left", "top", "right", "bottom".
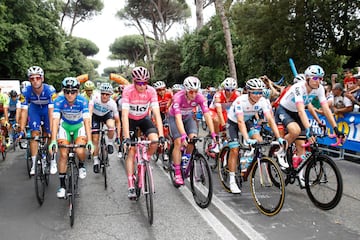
{"left": 1, "top": 142, "right": 6, "bottom": 161}
{"left": 217, "top": 146, "right": 241, "bottom": 192}
{"left": 190, "top": 153, "right": 213, "bottom": 208}
{"left": 69, "top": 162, "right": 76, "bottom": 227}
{"left": 34, "top": 157, "right": 45, "bottom": 206}
{"left": 305, "top": 154, "right": 343, "bottom": 210}
{"left": 26, "top": 146, "right": 32, "bottom": 178}
{"left": 101, "top": 144, "right": 108, "bottom": 190}
{"left": 249, "top": 157, "right": 285, "bottom": 216}
{"left": 168, "top": 143, "right": 183, "bottom": 188}
{"left": 44, "top": 153, "right": 50, "bottom": 186}
{"left": 144, "top": 162, "right": 154, "bottom": 225}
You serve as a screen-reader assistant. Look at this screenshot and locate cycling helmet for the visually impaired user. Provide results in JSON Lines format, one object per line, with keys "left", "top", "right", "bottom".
{"left": 21, "top": 81, "right": 31, "bottom": 92}
{"left": 99, "top": 82, "right": 114, "bottom": 94}
{"left": 293, "top": 73, "right": 306, "bottom": 83}
{"left": 27, "top": 66, "right": 44, "bottom": 77}
{"left": 222, "top": 77, "right": 237, "bottom": 89}
{"left": 246, "top": 78, "right": 266, "bottom": 90}
{"left": 183, "top": 76, "right": 201, "bottom": 91}
{"left": 304, "top": 65, "right": 325, "bottom": 77}
{"left": 153, "top": 81, "right": 166, "bottom": 89}
{"left": 132, "top": 66, "right": 150, "bottom": 82}
{"left": 62, "top": 77, "right": 80, "bottom": 89}
{"left": 209, "top": 87, "right": 216, "bottom": 92}
{"left": 10, "top": 90, "right": 18, "bottom": 97}
{"left": 84, "top": 80, "right": 95, "bottom": 90}
{"left": 172, "top": 84, "right": 183, "bottom": 91}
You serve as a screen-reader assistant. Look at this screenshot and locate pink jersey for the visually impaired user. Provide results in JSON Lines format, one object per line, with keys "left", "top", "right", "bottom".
{"left": 169, "top": 90, "right": 209, "bottom": 118}
{"left": 122, "top": 84, "right": 159, "bottom": 120}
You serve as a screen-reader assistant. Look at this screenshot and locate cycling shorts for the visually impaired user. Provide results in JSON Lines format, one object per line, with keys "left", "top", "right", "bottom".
{"left": 168, "top": 115, "right": 197, "bottom": 139}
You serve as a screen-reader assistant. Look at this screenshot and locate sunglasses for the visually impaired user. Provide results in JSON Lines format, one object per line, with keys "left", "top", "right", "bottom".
{"left": 250, "top": 91, "right": 263, "bottom": 95}
{"left": 135, "top": 81, "right": 147, "bottom": 86}
{"left": 225, "top": 88, "right": 235, "bottom": 92}
{"left": 29, "top": 76, "right": 42, "bottom": 81}
{"left": 101, "top": 93, "right": 111, "bottom": 96}
{"left": 64, "top": 89, "right": 78, "bottom": 95}
{"left": 188, "top": 90, "right": 198, "bottom": 94}
{"left": 311, "top": 76, "right": 323, "bottom": 81}
{"left": 157, "top": 88, "right": 166, "bottom": 91}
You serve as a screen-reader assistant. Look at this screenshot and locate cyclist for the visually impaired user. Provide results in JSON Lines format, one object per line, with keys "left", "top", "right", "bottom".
{"left": 209, "top": 77, "right": 240, "bottom": 134}
{"left": 81, "top": 80, "right": 96, "bottom": 101}
{"left": 168, "top": 76, "right": 216, "bottom": 186}
{"left": 226, "top": 78, "right": 285, "bottom": 193}
{"left": 0, "top": 87, "right": 10, "bottom": 126}
{"left": 48, "top": 77, "right": 94, "bottom": 198}
{"left": 274, "top": 65, "right": 342, "bottom": 184}
{"left": 7, "top": 90, "right": 21, "bottom": 145}
{"left": 153, "top": 81, "right": 172, "bottom": 122}
{"left": 89, "top": 82, "right": 121, "bottom": 174}
{"left": 122, "top": 66, "right": 165, "bottom": 199}
{"left": 19, "top": 66, "right": 57, "bottom": 175}
{"left": 172, "top": 84, "right": 183, "bottom": 95}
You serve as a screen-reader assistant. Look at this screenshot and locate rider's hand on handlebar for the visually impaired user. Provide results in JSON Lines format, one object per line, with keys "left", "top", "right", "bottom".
{"left": 333, "top": 127, "right": 345, "bottom": 139}
{"left": 48, "top": 140, "right": 58, "bottom": 154}
{"left": 246, "top": 138, "right": 257, "bottom": 146}
{"left": 305, "top": 127, "right": 316, "bottom": 143}
{"left": 86, "top": 140, "right": 94, "bottom": 154}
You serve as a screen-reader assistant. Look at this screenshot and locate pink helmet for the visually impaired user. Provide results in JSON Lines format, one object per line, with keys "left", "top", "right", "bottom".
{"left": 132, "top": 66, "right": 150, "bottom": 82}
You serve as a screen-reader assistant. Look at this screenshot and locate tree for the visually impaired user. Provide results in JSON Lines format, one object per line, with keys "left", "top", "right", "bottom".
{"left": 59, "top": 0, "right": 104, "bottom": 36}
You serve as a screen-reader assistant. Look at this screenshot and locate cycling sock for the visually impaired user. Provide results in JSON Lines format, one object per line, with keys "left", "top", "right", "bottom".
{"left": 93, "top": 156, "right": 99, "bottom": 165}
{"left": 31, "top": 156, "right": 36, "bottom": 167}
{"left": 229, "top": 172, "right": 235, "bottom": 183}
{"left": 59, "top": 173, "right": 66, "bottom": 188}
{"left": 128, "top": 175, "right": 134, "bottom": 188}
{"left": 175, "top": 164, "right": 181, "bottom": 175}
{"left": 79, "top": 161, "right": 84, "bottom": 169}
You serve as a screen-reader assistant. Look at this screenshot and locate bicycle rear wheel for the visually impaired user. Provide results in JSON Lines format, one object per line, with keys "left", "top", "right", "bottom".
{"left": 305, "top": 155, "right": 343, "bottom": 210}
{"left": 249, "top": 157, "right": 285, "bottom": 216}
{"left": 68, "top": 163, "right": 76, "bottom": 227}
{"left": 190, "top": 153, "right": 213, "bottom": 208}
{"left": 144, "top": 162, "right": 154, "bottom": 225}
{"left": 34, "top": 157, "right": 45, "bottom": 206}
{"left": 1, "top": 142, "right": 6, "bottom": 161}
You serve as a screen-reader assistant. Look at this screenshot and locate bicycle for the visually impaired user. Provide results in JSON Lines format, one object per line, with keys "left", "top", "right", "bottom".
{"left": 168, "top": 137, "right": 213, "bottom": 208}
{"left": 126, "top": 138, "right": 159, "bottom": 225}
{"left": 92, "top": 123, "right": 110, "bottom": 190}
{"left": 58, "top": 132, "right": 86, "bottom": 227}
{"left": 217, "top": 137, "right": 286, "bottom": 216}
{"left": 24, "top": 135, "right": 51, "bottom": 206}
{"left": 269, "top": 126, "right": 343, "bottom": 210}
{"left": 153, "top": 120, "right": 171, "bottom": 170}
{"left": 203, "top": 130, "right": 228, "bottom": 170}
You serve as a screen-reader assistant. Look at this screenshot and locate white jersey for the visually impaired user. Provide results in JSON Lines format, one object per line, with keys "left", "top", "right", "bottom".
{"left": 227, "top": 94, "right": 272, "bottom": 123}
{"left": 280, "top": 81, "right": 327, "bottom": 112}
{"left": 89, "top": 92, "right": 119, "bottom": 117}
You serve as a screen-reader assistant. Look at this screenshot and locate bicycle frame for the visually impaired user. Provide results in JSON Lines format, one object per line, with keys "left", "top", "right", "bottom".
{"left": 134, "top": 140, "right": 155, "bottom": 195}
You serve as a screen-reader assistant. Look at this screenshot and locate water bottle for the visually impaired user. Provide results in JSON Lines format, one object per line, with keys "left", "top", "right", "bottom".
{"left": 181, "top": 153, "right": 191, "bottom": 169}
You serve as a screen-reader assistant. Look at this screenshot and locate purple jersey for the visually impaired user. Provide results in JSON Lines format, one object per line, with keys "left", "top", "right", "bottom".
{"left": 169, "top": 90, "right": 209, "bottom": 119}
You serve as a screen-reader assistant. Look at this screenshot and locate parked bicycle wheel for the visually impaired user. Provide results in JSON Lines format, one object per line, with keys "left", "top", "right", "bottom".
{"left": 190, "top": 153, "right": 213, "bottom": 208}
{"left": 249, "top": 157, "right": 285, "bottom": 216}
{"left": 305, "top": 154, "right": 343, "bottom": 210}
{"left": 144, "top": 162, "right": 154, "bottom": 225}
{"left": 217, "top": 146, "right": 241, "bottom": 192}
{"left": 34, "top": 157, "right": 45, "bottom": 206}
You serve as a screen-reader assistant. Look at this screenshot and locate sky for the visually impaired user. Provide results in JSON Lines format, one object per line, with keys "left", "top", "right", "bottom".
{"left": 67, "top": 0, "right": 215, "bottom": 74}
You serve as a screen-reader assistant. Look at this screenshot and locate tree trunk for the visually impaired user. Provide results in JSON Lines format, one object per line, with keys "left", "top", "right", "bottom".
{"left": 195, "top": 0, "right": 204, "bottom": 30}
{"left": 214, "top": 0, "right": 237, "bottom": 80}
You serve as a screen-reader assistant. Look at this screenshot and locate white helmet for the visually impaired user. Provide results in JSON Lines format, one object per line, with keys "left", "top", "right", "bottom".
{"left": 153, "top": 81, "right": 166, "bottom": 89}
{"left": 172, "top": 84, "right": 183, "bottom": 91}
{"left": 99, "top": 82, "right": 114, "bottom": 94}
{"left": 293, "top": 73, "right": 306, "bottom": 83}
{"left": 304, "top": 65, "right": 324, "bottom": 77}
{"left": 21, "top": 81, "right": 31, "bottom": 92}
{"left": 246, "top": 78, "right": 266, "bottom": 90}
{"left": 27, "top": 66, "right": 44, "bottom": 77}
{"left": 222, "top": 77, "right": 237, "bottom": 89}
{"left": 183, "top": 76, "right": 201, "bottom": 91}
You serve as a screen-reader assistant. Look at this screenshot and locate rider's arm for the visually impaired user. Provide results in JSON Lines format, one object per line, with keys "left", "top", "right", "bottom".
{"left": 204, "top": 111, "right": 215, "bottom": 136}
{"left": 20, "top": 108, "right": 28, "bottom": 132}
{"left": 51, "top": 117, "right": 60, "bottom": 142}
{"left": 236, "top": 113, "right": 250, "bottom": 141}
{"left": 83, "top": 117, "right": 92, "bottom": 142}
{"left": 3, "top": 106, "right": 9, "bottom": 124}
{"left": 307, "top": 103, "right": 323, "bottom": 125}
{"left": 152, "top": 107, "right": 164, "bottom": 137}
{"left": 215, "top": 95, "right": 225, "bottom": 126}
{"left": 48, "top": 106, "right": 54, "bottom": 135}
{"left": 175, "top": 113, "right": 186, "bottom": 136}
{"left": 121, "top": 108, "right": 130, "bottom": 139}
{"left": 320, "top": 101, "right": 338, "bottom": 129}
{"left": 114, "top": 115, "right": 121, "bottom": 138}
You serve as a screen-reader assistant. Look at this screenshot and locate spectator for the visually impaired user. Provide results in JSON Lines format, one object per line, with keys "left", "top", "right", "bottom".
{"left": 328, "top": 83, "right": 353, "bottom": 117}
{"left": 345, "top": 73, "right": 360, "bottom": 112}
{"left": 343, "top": 68, "right": 357, "bottom": 91}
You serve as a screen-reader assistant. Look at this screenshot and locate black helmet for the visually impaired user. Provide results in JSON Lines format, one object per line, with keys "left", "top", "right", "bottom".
{"left": 10, "top": 90, "right": 18, "bottom": 97}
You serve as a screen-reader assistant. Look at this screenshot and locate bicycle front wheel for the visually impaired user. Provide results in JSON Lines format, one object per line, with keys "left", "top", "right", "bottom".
{"left": 249, "top": 157, "right": 285, "bottom": 216}
{"left": 34, "top": 158, "right": 45, "bottom": 206}
{"left": 100, "top": 144, "right": 108, "bottom": 190}
{"left": 305, "top": 154, "right": 343, "bottom": 210}
{"left": 190, "top": 153, "right": 213, "bottom": 208}
{"left": 26, "top": 146, "right": 32, "bottom": 178}
{"left": 144, "top": 162, "right": 154, "bottom": 225}
{"left": 68, "top": 163, "right": 76, "bottom": 227}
